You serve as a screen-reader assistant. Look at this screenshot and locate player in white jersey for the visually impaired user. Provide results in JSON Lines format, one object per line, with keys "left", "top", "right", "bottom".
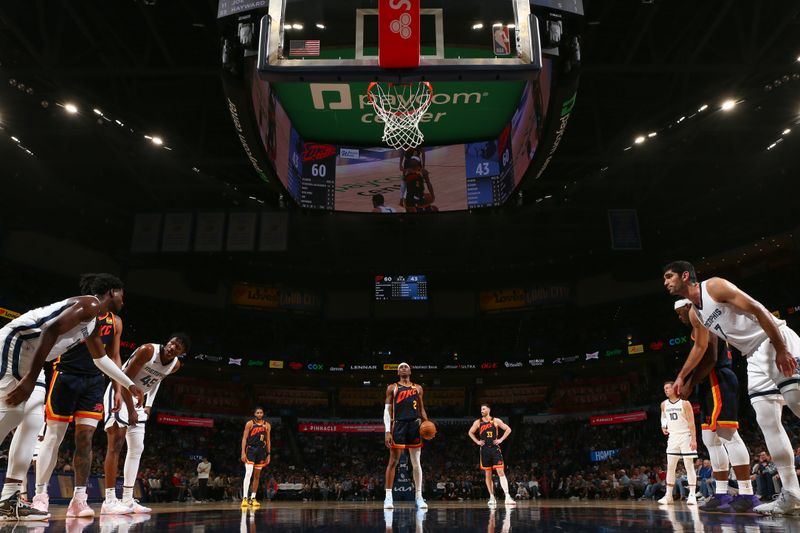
{"left": 659, "top": 381, "right": 698, "bottom": 506}
{"left": 101, "top": 334, "right": 188, "bottom": 514}
{"left": 664, "top": 260, "right": 800, "bottom": 515}
{"left": 0, "top": 273, "right": 143, "bottom": 522}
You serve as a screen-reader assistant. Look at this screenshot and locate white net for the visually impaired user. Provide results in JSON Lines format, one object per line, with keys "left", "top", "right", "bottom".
{"left": 367, "top": 82, "right": 433, "bottom": 150}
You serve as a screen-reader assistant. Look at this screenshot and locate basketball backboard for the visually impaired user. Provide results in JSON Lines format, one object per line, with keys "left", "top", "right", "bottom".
{"left": 257, "top": 0, "right": 541, "bottom": 82}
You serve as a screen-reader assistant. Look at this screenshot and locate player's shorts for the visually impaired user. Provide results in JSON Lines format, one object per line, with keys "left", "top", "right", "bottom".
{"left": 103, "top": 383, "right": 147, "bottom": 430}
{"left": 699, "top": 367, "right": 739, "bottom": 431}
{"left": 666, "top": 432, "right": 697, "bottom": 457}
{"left": 480, "top": 445, "right": 505, "bottom": 471}
{"left": 747, "top": 325, "right": 800, "bottom": 404}
{"left": 0, "top": 369, "right": 45, "bottom": 416}
{"left": 391, "top": 418, "right": 422, "bottom": 449}
{"left": 245, "top": 445, "right": 268, "bottom": 469}
{"left": 46, "top": 370, "right": 105, "bottom": 426}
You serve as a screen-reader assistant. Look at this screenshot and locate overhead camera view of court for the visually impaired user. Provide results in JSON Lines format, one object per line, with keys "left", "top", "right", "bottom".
{"left": 2, "top": 0, "right": 800, "bottom": 531}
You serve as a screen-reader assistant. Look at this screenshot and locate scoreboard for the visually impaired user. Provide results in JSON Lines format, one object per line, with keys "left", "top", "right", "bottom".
{"left": 374, "top": 275, "right": 428, "bottom": 301}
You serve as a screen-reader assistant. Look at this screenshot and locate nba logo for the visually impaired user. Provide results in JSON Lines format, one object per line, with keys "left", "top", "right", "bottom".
{"left": 493, "top": 26, "right": 511, "bottom": 55}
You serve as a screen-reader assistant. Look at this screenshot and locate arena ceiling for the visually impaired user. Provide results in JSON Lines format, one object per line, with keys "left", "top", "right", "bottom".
{"left": 1, "top": 1, "right": 798, "bottom": 281}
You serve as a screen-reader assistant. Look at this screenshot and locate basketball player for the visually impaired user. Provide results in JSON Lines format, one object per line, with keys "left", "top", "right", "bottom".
{"left": 659, "top": 381, "right": 698, "bottom": 506}
{"left": 664, "top": 260, "right": 800, "bottom": 514}
{"left": 0, "top": 274, "right": 143, "bottom": 521}
{"left": 101, "top": 334, "right": 188, "bottom": 514}
{"left": 383, "top": 362, "right": 429, "bottom": 510}
{"left": 241, "top": 407, "right": 271, "bottom": 508}
{"left": 399, "top": 157, "right": 435, "bottom": 213}
{"left": 467, "top": 404, "right": 515, "bottom": 507}
{"left": 673, "top": 299, "right": 759, "bottom": 513}
{"left": 372, "top": 194, "right": 397, "bottom": 213}
{"left": 31, "top": 310, "right": 125, "bottom": 517}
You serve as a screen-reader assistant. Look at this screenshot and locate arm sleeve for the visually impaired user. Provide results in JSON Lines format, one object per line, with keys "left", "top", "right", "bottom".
{"left": 93, "top": 355, "right": 135, "bottom": 388}
{"left": 383, "top": 404, "right": 392, "bottom": 432}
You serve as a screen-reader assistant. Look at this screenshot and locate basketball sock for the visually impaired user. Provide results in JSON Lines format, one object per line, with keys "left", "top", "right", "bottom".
{"left": 1, "top": 483, "right": 22, "bottom": 500}
{"left": 74, "top": 486, "right": 87, "bottom": 499}
{"left": 122, "top": 487, "right": 134, "bottom": 502}
{"left": 499, "top": 476, "right": 510, "bottom": 498}
{"left": 715, "top": 480, "right": 728, "bottom": 495}
{"left": 250, "top": 492, "right": 256, "bottom": 500}
{"left": 105, "top": 488, "right": 116, "bottom": 502}
{"left": 738, "top": 480, "right": 753, "bottom": 495}
{"left": 35, "top": 483, "right": 47, "bottom": 495}
{"left": 385, "top": 489, "right": 392, "bottom": 499}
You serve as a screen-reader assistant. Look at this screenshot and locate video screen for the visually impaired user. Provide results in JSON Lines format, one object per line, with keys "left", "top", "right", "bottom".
{"left": 375, "top": 275, "right": 428, "bottom": 301}
{"left": 250, "top": 60, "right": 552, "bottom": 213}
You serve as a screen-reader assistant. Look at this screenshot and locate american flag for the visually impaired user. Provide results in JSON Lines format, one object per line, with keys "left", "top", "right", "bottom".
{"left": 289, "top": 40, "right": 320, "bottom": 56}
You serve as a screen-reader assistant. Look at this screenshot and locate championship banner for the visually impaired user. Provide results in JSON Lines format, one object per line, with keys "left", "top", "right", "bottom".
{"left": 479, "top": 285, "right": 571, "bottom": 312}
{"left": 298, "top": 423, "right": 384, "bottom": 433}
{"left": 156, "top": 414, "right": 214, "bottom": 428}
{"left": 590, "top": 448, "right": 621, "bottom": 462}
{"left": 0, "top": 307, "right": 20, "bottom": 320}
{"left": 589, "top": 411, "right": 647, "bottom": 426}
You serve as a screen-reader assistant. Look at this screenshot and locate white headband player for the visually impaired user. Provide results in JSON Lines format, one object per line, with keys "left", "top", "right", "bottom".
{"left": 673, "top": 298, "right": 691, "bottom": 310}
{"left": 398, "top": 362, "right": 410, "bottom": 370}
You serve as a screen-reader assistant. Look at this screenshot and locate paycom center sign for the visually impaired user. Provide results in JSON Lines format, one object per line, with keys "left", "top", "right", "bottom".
{"left": 272, "top": 81, "right": 525, "bottom": 146}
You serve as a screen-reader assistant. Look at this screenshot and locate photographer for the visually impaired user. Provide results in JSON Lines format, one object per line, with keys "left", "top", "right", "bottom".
{"left": 751, "top": 451, "right": 778, "bottom": 500}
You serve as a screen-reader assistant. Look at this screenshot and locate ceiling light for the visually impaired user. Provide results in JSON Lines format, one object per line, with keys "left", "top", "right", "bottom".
{"left": 151, "top": 136, "right": 163, "bottom": 146}
{"left": 64, "top": 103, "right": 78, "bottom": 114}
{"left": 507, "top": 24, "right": 516, "bottom": 29}
{"left": 492, "top": 22, "right": 503, "bottom": 27}
{"left": 93, "top": 108, "right": 103, "bottom": 115}
{"left": 721, "top": 99, "right": 736, "bottom": 111}
{"left": 634, "top": 136, "right": 645, "bottom": 144}
{"left": 144, "top": 135, "right": 152, "bottom": 140}
{"left": 647, "top": 132, "right": 657, "bottom": 138}
{"left": 698, "top": 104, "right": 708, "bottom": 112}
{"left": 472, "top": 23, "right": 484, "bottom": 30}
{"left": 315, "top": 23, "right": 325, "bottom": 29}
{"left": 11, "top": 136, "right": 19, "bottom": 143}
{"left": 292, "top": 23, "right": 303, "bottom": 30}
{"left": 115, "top": 119, "right": 124, "bottom": 126}
{"left": 677, "top": 116, "right": 686, "bottom": 123}
{"left": 783, "top": 128, "right": 791, "bottom": 135}
{"left": 623, "top": 146, "right": 632, "bottom": 151}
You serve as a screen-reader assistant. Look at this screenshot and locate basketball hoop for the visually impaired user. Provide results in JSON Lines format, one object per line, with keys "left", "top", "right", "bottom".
{"left": 367, "top": 82, "right": 433, "bottom": 150}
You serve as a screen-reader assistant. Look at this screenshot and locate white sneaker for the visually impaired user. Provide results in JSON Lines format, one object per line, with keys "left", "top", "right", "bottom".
{"left": 754, "top": 490, "right": 800, "bottom": 515}
{"left": 31, "top": 493, "right": 49, "bottom": 513}
{"left": 686, "top": 495, "right": 697, "bottom": 506}
{"left": 101, "top": 499, "right": 133, "bottom": 515}
{"left": 657, "top": 496, "right": 674, "bottom": 505}
{"left": 383, "top": 496, "right": 394, "bottom": 509}
{"left": 505, "top": 497, "right": 517, "bottom": 506}
{"left": 415, "top": 496, "right": 428, "bottom": 509}
{"left": 66, "top": 496, "right": 95, "bottom": 518}
{"left": 123, "top": 499, "right": 152, "bottom": 514}
{"left": 488, "top": 497, "right": 497, "bottom": 507}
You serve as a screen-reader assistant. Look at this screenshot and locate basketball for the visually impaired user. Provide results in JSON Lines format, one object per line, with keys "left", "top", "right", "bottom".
{"left": 420, "top": 420, "right": 437, "bottom": 440}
